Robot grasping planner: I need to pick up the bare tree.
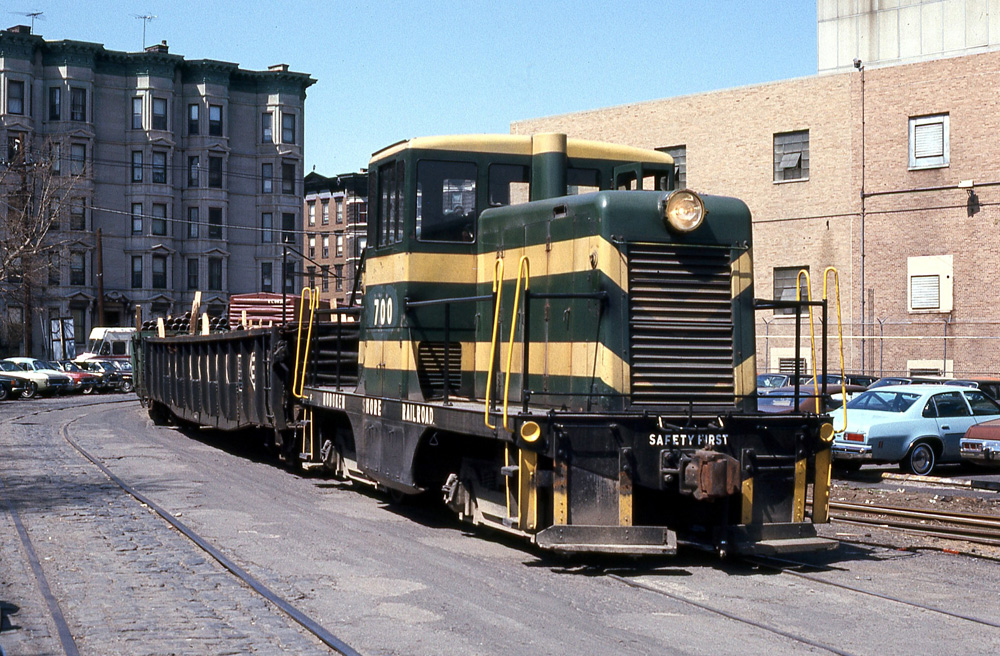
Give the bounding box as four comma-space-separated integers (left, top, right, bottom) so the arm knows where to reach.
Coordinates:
0, 134, 83, 355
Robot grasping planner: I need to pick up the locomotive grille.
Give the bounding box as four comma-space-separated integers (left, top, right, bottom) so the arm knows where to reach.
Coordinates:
628, 244, 736, 409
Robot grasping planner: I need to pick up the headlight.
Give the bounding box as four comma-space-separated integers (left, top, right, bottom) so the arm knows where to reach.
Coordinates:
661, 189, 705, 233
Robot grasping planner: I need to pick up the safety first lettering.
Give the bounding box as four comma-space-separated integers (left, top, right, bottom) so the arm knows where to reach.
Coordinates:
649, 432, 729, 448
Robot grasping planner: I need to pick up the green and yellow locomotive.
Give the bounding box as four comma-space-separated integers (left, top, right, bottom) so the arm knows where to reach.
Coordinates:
292, 133, 836, 556
138, 133, 836, 556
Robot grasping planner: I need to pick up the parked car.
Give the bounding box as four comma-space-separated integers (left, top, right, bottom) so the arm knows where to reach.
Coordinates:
0, 358, 72, 397
75, 359, 124, 392
53, 360, 101, 394
0, 371, 28, 400
948, 377, 1000, 401
867, 376, 950, 389
758, 383, 867, 414
831, 384, 1000, 475
757, 373, 791, 393
109, 359, 134, 393
959, 418, 1000, 465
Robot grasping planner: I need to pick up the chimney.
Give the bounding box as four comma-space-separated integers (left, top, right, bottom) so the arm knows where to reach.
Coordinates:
145, 40, 168, 54
268, 63, 289, 72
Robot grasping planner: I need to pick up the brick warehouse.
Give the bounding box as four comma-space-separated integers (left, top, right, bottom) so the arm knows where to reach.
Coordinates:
512, 45, 1000, 379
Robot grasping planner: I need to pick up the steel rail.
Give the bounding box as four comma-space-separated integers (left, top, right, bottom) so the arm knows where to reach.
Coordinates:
2, 397, 361, 656
744, 555, 1000, 630
609, 574, 856, 656
827, 500, 1000, 546
830, 501, 1000, 529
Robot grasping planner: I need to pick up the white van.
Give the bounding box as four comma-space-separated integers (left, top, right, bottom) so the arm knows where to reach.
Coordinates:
77, 327, 136, 360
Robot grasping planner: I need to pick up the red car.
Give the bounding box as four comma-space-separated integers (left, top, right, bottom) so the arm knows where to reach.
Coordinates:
54, 360, 101, 394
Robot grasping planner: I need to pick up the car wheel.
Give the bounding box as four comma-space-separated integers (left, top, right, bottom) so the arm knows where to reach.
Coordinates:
21, 381, 37, 399
82, 384, 95, 395
121, 380, 134, 393
0, 385, 7, 401
903, 442, 937, 476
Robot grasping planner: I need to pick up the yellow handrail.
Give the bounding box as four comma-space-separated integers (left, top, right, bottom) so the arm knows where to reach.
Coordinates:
823, 267, 848, 432
795, 269, 821, 390
502, 256, 530, 433
292, 287, 319, 399
484, 259, 504, 429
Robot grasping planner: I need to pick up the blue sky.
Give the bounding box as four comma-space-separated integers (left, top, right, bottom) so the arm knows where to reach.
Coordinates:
9, 1, 817, 175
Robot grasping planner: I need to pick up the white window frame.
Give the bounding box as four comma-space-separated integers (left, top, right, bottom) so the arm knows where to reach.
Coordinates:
907, 255, 953, 313
909, 114, 949, 170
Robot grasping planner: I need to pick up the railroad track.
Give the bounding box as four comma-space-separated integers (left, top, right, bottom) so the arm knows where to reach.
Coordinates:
0, 398, 361, 656
828, 500, 1000, 547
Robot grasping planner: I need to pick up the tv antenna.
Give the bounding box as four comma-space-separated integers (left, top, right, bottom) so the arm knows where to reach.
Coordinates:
13, 11, 44, 33
133, 13, 157, 49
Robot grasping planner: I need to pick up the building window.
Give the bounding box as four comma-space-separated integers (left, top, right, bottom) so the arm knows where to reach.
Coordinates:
208, 156, 223, 188
152, 151, 167, 184
909, 114, 949, 170
50, 142, 61, 174
131, 203, 143, 234
208, 104, 223, 136
336, 198, 343, 224
70, 252, 86, 286
322, 235, 329, 258
208, 207, 223, 239
261, 212, 273, 243
262, 112, 272, 142
187, 206, 199, 238
7, 80, 24, 115
48, 254, 60, 286
284, 261, 295, 293
308, 234, 316, 258
132, 97, 143, 129
7, 133, 24, 163
70, 87, 86, 121
282, 112, 295, 144
773, 130, 808, 182
70, 143, 86, 175
281, 212, 296, 245
335, 264, 343, 292
908, 255, 953, 312
773, 266, 809, 316
261, 163, 273, 193
188, 104, 199, 135
188, 156, 199, 187
322, 269, 329, 292
187, 258, 199, 290
307, 265, 316, 289
131, 256, 143, 288
282, 161, 295, 194
657, 145, 686, 189
152, 97, 167, 130
261, 262, 273, 292
49, 87, 61, 120
321, 200, 329, 225
308, 201, 315, 226
151, 203, 167, 236
208, 258, 222, 290
70, 198, 86, 231
336, 234, 344, 258
152, 256, 167, 289
132, 150, 143, 182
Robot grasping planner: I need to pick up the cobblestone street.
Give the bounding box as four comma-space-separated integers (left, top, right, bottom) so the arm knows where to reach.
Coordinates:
0, 400, 329, 656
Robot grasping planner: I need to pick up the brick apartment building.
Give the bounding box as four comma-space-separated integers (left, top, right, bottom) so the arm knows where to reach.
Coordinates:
0, 26, 313, 357
302, 172, 367, 307
513, 1, 1000, 378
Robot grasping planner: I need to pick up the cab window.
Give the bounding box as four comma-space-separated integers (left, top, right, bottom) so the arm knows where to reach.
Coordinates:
568, 167, 600, 195
488, 164, 529, 207
417, 160, 476, 242
376, 160, 405, 247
